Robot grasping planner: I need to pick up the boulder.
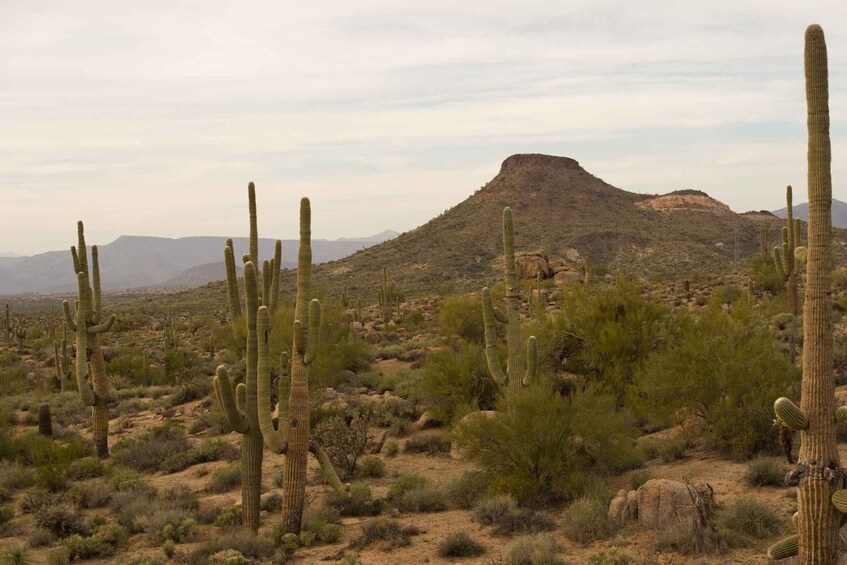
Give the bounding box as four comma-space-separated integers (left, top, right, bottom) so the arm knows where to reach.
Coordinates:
636, 479, 714, 531
414, 410, 444, 430
553, 270, 582, 286
515, 251, 550, 279
364, 331, 381, 344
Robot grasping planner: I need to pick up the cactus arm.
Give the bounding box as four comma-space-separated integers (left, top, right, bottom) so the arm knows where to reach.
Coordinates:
295, 198, 312, 325
482, 287, 507, 385
262, 259, 271, 308
493, 307, 508, 324
214, 366, 248, 434
774, 246, 786, 278
76, 221, 89, 280
248, 182, 259, 268
236, 383, 246, 414
309, 440, 346, 493
774, 397, 809, 430
62, 301, 77, 332
270, 240, 281, 314
71, 246, 81, 274
257, 306, 284, 454
91, 246, 102, 323
768, 535, 799, 560
278, 351, 290, 437
89, 315, 115, 334
304, 299, 321, 366
523, 335, 538, 386
832, 490, 847, 513
224, 241, 242, 323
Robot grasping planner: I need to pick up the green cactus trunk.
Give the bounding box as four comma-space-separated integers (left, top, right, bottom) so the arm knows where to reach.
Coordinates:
64, 222, 115, 459
38, 403, 52, 437
795, 25, 839, 564
771, 25, 840, 564
481, 208, 538, 397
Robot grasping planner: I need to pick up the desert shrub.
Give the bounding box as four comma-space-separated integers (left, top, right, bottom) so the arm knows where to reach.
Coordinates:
539, 278, 674, 400
403, 432, 451, 454
508, 534, 564, 565
67, 457, 104, 480
437, 295, 485, 343
658, 435, 690, 462
27, 526, 55, 547
68, 479, 113, 508
0, 504, 13, 525
627, 469, 652, 490
112, 422, 190, 472
629, 302, 798, 457
750, 255, 784, 295
352, 518, 420, 550
393, 484, 447, 513
472, 494, 554, 535
185, 534, 274, 565
414, 339, 495, 423
746, 458, 788, 487
168, 377, 212, 406
2, 545, 30, 565
563, 497, 613, 544
716, 284, 743, 305
454, 381, 639, 505
721, 496, 783, 538
33, 498, 88, 538
444, 471, 489, 509
140, 507, 196, 543
160, 438, 238, 473
208, 463, 241, 493
313, 411, 375, 477
357, 456, 385, 478
60, 523, 129, 560
108, 466, 155, 495
260, 492, 282, 512
323, 483, 382, 517
385, 439, 399, 457
587, 548, 642, 565
300, 508, 343, 544
215, 505, 242, 527
438, 531, 485, 557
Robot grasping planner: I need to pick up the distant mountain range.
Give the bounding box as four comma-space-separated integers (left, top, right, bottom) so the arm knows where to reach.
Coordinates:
0, 231, 398, 295
772, 198, 847, 228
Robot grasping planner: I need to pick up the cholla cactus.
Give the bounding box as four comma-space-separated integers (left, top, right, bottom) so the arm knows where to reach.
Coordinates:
769, 25, 840, 563
62, 222, 116, 458
256, 198, 346, 535
482, 208, 538, 396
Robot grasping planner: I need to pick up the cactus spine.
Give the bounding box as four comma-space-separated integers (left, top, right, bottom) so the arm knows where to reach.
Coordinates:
769, 25, 839, 563
257, 198, 345, 535
63, 222, 116, 458
482, 208, 538, 396
774, 185, 803, 315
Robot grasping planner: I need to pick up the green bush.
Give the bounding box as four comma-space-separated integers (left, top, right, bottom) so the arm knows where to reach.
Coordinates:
629, 302, 798, 457
454, 381, 639, 505
352, 518, 420, 550
444, 471, 489, 509
745, 458, 788, 487
721, 496, 783, 538
112, 422, 190, 472
403, 432, 451, 454
437, 295, 485, 343
562, 497, 613, 544
208, 463, 241, 493
160, 438, 238, 473
472, 494, 554, 535
508, 534, 564, 565
323, 483, 382, 517
357, 456, 385, 478
437, 532, 485, 558
627, 469, 652, 490
414, 339, 496, 423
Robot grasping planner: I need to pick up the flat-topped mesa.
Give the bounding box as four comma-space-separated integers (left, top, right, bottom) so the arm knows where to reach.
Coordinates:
499, 154, 581, 175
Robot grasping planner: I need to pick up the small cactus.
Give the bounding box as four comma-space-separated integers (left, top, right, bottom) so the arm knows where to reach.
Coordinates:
38, 403, 52, 438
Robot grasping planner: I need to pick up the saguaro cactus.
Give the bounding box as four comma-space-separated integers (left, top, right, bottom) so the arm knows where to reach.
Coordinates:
224, 183, 282, 328
257, 198, 345, 535
481, 208, 538, 396
38, 403, 52, 437
213, 262, 264, 533
53, 324, 71, 392
378, 267, 401, 322
62, 222, 116, 458
774, 185, 803, 315
769, 25, 840, 563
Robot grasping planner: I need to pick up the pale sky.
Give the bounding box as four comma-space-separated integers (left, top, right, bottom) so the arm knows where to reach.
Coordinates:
2, 0, 846, 255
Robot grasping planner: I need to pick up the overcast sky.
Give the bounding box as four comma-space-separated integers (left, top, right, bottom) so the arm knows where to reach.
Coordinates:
2, 1, 845, 255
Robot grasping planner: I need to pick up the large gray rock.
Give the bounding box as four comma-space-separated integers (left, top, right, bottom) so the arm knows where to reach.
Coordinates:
636, 479, 714, 530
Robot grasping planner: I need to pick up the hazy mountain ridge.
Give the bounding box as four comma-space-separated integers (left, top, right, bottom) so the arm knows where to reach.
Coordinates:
773, 198, 847, 228
0, 231, 396, 294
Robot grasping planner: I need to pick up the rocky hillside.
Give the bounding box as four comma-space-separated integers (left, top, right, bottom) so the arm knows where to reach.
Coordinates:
316, 154, 788, 296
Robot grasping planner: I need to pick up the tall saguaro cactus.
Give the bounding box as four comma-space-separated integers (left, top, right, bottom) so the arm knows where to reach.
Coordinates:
482, 208, 538, 396
213, 262, 264, 534
257, 198, 345, 535
224, 183, 282, 327
53, 324, 71, 392
774, 185, 804, 315
62, 222, 116, 458
770, 25, 840, 563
